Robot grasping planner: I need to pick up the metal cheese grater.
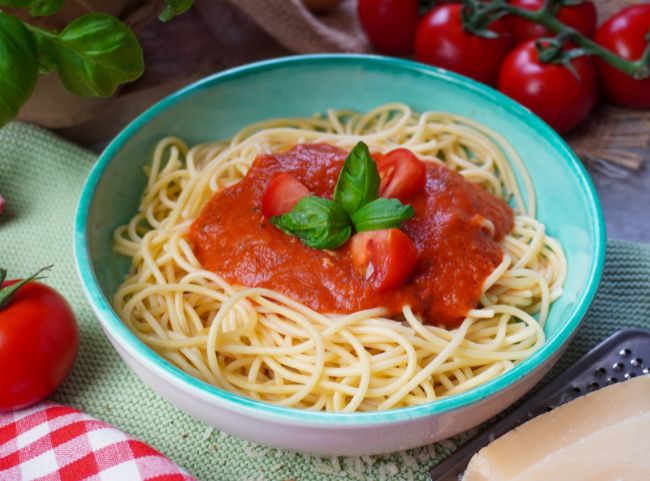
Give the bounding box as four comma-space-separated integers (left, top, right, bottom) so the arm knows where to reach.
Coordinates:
429, 328, 650, 481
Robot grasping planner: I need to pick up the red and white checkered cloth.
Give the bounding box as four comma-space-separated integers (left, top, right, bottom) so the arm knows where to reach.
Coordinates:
0, 403, 197, 481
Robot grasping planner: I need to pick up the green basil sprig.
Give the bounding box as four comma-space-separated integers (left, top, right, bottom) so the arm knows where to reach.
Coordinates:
333, 141, 380, 216
0, 0, 196, 128
351, 197, 414, 232
0, 13, 38, 127
0, 0, 63, 17
271, 196, 352, 250
31, 14, 144, 97
270, 141, 417, 250
159, 0, 196, 22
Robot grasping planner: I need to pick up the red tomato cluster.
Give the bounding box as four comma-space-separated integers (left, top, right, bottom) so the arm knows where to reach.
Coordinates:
358, 1, 650, 133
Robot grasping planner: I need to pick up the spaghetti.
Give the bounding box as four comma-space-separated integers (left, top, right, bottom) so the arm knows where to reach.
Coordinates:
113, 103, 566, 412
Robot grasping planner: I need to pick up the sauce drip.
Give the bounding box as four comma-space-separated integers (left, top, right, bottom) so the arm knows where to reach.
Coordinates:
188, 144, 514, 327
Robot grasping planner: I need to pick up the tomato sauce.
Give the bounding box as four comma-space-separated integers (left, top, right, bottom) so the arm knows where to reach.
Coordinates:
188, 144, 514, 327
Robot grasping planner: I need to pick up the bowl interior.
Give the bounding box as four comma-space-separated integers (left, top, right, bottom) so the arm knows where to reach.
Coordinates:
76, 54, 605, 423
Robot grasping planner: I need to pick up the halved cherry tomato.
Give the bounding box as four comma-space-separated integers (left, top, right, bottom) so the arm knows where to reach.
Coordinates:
595, 5, 650, 109
504, 0, 597, 42
261, 173, 311, 218
375, 148, 427, 202
350, 228, 417, 292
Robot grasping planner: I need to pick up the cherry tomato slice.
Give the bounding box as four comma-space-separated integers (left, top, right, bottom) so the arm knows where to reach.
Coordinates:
595, 5, 650, 109
414, 4, 514, 86
505, 0, 597, 42
261, 172, 311, 218
350, 228, 417, 292
375, 148, 427, 202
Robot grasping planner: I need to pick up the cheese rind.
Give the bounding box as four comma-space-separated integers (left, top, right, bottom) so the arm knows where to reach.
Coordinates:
463, 375, 650, 481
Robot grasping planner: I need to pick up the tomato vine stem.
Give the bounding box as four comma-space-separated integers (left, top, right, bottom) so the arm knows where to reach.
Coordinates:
0, 265, 52, 310
461, 0, 650, 79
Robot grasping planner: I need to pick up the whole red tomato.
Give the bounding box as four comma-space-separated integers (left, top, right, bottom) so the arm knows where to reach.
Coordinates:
0, 272, 78, 411
497, 40, 598, 133
595, 5, 650, 109
357, 0, 420, 55
505, 0, 597, 42
415, 4, 514, 85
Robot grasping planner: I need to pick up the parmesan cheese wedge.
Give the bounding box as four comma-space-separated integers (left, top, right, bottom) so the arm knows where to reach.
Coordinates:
464, 375, 650, 481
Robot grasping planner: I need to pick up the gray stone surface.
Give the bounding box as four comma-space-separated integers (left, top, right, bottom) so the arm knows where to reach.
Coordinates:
591, 161, 650, 243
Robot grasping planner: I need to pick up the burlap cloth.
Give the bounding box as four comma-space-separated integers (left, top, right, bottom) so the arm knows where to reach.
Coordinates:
14, 0, 650, 170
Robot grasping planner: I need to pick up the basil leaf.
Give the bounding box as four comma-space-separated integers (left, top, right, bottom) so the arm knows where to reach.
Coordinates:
33, 13, 144, 97
29, 0, 63, 17
159, 0, 195, 22
333, 141, 380, 216
271, 196, 351, 250
351, 197, 414, 232
0, 0, 63, 17
0, 13, 38, 127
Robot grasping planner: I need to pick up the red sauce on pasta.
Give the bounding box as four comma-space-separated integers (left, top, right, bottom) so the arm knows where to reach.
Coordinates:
188, 144, 513, 327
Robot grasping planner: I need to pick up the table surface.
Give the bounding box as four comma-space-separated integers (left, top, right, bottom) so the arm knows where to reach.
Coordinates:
591, 157, 650, 243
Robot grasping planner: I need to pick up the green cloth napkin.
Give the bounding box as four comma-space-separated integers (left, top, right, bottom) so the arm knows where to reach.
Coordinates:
1, 122, 649, 481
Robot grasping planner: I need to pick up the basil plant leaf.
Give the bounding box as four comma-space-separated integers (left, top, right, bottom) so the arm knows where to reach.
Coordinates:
0, 0, 63, 16
351, 197, 415, 232
333, 141, 380, 216
159, 0, 195, 22
0, 13, 38, 127
34, 13, 144, 97
271, 196, 352, 250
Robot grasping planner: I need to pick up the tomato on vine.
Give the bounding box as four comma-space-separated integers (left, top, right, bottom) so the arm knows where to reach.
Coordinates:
504, 0, 597, 42
414, 4, 514, 86
594, 5, 650, 109
497, 40, 598, 133
0, 267, 78, 411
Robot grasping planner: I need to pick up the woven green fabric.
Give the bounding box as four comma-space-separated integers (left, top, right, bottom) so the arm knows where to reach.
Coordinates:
1, 122, 649, 481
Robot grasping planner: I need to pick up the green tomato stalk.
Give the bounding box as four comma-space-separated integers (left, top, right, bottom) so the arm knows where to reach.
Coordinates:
0, 265, 51, 310
462, 0, 650, 80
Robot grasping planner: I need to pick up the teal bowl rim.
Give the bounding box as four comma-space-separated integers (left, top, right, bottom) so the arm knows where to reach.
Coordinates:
74, 53, 606, 426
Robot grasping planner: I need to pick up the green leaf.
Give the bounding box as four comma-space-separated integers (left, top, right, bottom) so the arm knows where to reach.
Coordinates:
351, 197, 414, 232
333, 141, 380, 216
0, 0, 63, 16
33, 13, 144, 97
0, 13, 38, 128
28, 0, 63, 16
271, 196, 352, 250
159, 0, 195, 22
